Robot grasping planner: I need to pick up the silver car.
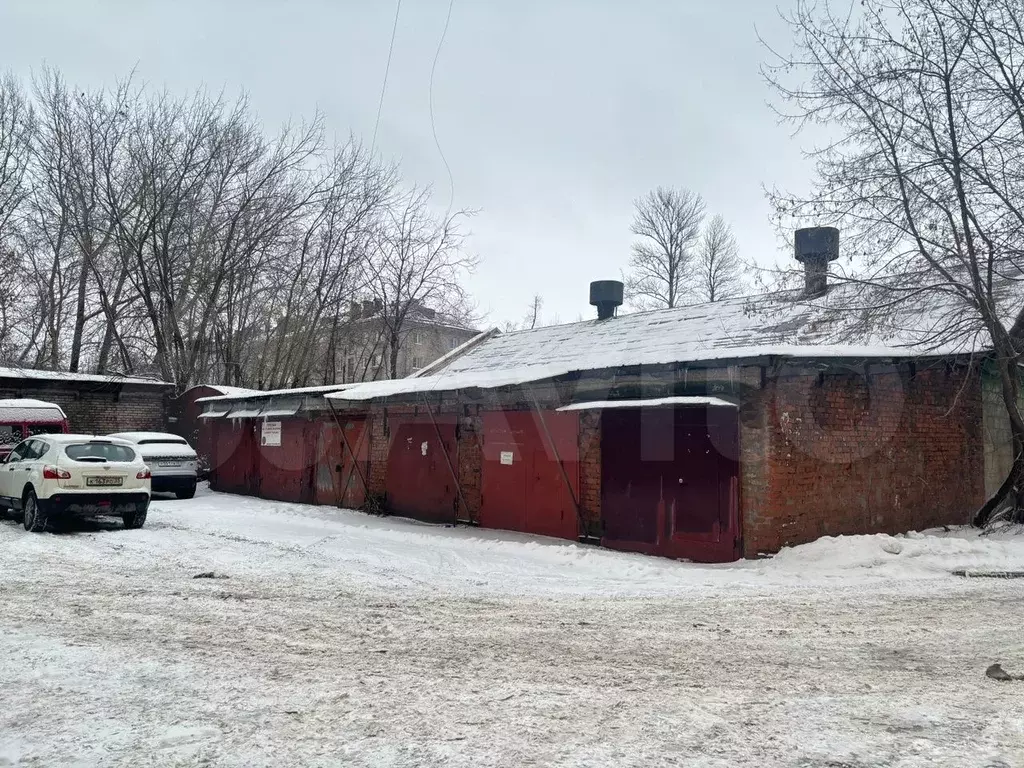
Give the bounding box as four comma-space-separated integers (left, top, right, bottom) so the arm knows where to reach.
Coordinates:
108, 432, 199, 499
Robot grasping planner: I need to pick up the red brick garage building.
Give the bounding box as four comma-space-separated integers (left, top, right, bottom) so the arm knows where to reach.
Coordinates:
201, 312, 990, 561
200, 232, 1000, 561
317, 354, 981, 562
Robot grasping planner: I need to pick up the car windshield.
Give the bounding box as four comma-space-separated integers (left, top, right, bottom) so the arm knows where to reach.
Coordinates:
65, 442, 137, 463
137, 437, 189, 446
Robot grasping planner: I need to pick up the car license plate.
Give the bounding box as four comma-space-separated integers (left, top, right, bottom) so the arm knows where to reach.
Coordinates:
158, 461, 181, 467
86, 476, 123, 487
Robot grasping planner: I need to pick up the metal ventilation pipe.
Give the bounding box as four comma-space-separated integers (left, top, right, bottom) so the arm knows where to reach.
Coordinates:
794, 227, 839, 297
589, 280, 624, 320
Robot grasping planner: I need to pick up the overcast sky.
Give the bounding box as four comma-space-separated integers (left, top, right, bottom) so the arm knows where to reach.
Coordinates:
1, 0, 814, 328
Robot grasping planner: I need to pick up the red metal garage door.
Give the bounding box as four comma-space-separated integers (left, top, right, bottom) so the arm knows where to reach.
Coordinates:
212, 419, 258, 495
480, 410, 580, 541
601, 405, 740, 562
314, 418, 368, 509
256, 418, 313, 503
386, 416, 457, 523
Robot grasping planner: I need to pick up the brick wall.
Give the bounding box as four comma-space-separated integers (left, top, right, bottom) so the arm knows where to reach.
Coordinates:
742, 363, 983, 556
0, 384, 168, 435
456, 411, 482, 523
738, 383, 770, 557
578, 410, 602, 534
366, 410, 390, 497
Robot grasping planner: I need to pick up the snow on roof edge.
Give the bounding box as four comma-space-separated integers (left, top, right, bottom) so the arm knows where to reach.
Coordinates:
328, 343, 964, 403
0, 398, 68, 420
195, 382, 357, 404
199, 384, 263, 397
0, 366, 171, 387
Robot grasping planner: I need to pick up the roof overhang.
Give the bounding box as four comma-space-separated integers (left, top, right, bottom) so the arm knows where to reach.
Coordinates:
328, 347, 976, 405
198, 408, 230, 419
195, 383, 354, 405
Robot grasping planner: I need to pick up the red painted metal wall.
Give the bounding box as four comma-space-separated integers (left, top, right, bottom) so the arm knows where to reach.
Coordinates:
479, 410, 580, 541
211, 418, 258, 495
601, 405, 740, 562
314, 418, 369, 509
169, 385, 222, 470
256, 418, 314, 504
385, 415, 458, 523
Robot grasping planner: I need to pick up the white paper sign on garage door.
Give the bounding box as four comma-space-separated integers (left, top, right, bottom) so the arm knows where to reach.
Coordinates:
261, 420, 282, 447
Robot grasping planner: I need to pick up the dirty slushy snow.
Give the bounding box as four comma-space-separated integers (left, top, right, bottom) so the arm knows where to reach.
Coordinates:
1, 486, 1022, 767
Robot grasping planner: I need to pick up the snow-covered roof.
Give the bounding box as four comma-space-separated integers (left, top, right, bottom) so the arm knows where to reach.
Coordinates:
0, 367, 170, 387
0, 398, 67, 422
198, 384, 262, 397
329, 288, 977, 403
195, 383, 355, 404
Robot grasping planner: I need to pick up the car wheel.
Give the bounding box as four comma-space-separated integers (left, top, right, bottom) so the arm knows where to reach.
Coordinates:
175, 483, 197, 500
22, 490, 48, 533
122, 502, 148, 530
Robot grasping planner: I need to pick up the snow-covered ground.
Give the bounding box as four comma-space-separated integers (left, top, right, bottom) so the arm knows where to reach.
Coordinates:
1, 487, 1023, 767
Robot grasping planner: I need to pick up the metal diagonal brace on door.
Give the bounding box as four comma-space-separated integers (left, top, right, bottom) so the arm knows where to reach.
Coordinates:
326, 399, 371, 503
338, 411, 372, 501
527, 389, 592, 542
419, 392, 474, 526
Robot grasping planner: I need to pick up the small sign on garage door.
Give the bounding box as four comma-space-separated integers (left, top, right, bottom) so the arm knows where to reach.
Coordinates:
500, 450, 514, 465
261, 420, 282, 447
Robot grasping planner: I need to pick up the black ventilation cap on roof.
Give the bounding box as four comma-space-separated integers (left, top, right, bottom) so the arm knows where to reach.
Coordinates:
589, 280, 624, 320
794, 227, 839, 297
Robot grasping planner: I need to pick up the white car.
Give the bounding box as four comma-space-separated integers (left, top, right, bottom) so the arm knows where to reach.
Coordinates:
0, 434, 152, 532
108, 432, 199, 499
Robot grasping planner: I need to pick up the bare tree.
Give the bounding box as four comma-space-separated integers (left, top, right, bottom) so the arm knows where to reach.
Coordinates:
624, 187, 705, 309
0, 65, 480, 392
524, 294, 543, 329
765, 0, 1024, 523
246, 141, 399, 389
0, 73, 32, 244
0, 74, 33, 359
368, 187, 476, 379
694, 214, 742, 302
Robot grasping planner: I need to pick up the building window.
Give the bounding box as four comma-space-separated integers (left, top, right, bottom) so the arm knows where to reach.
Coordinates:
449, 338, 460, 351
412, 331, 422, 345
412, 356, 422, 370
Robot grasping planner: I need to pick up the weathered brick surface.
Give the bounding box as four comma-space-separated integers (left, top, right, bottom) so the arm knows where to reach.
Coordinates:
578, 411, 602, 532
456, 411, 482, 522
366, 410, 390, 497
738, 384, 770, 557
0, 385, 168, 435
743, 364, 983, 556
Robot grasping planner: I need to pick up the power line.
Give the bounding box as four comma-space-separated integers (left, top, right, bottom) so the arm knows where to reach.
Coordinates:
429, 0, 456, 214
371, 0, 403, 154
